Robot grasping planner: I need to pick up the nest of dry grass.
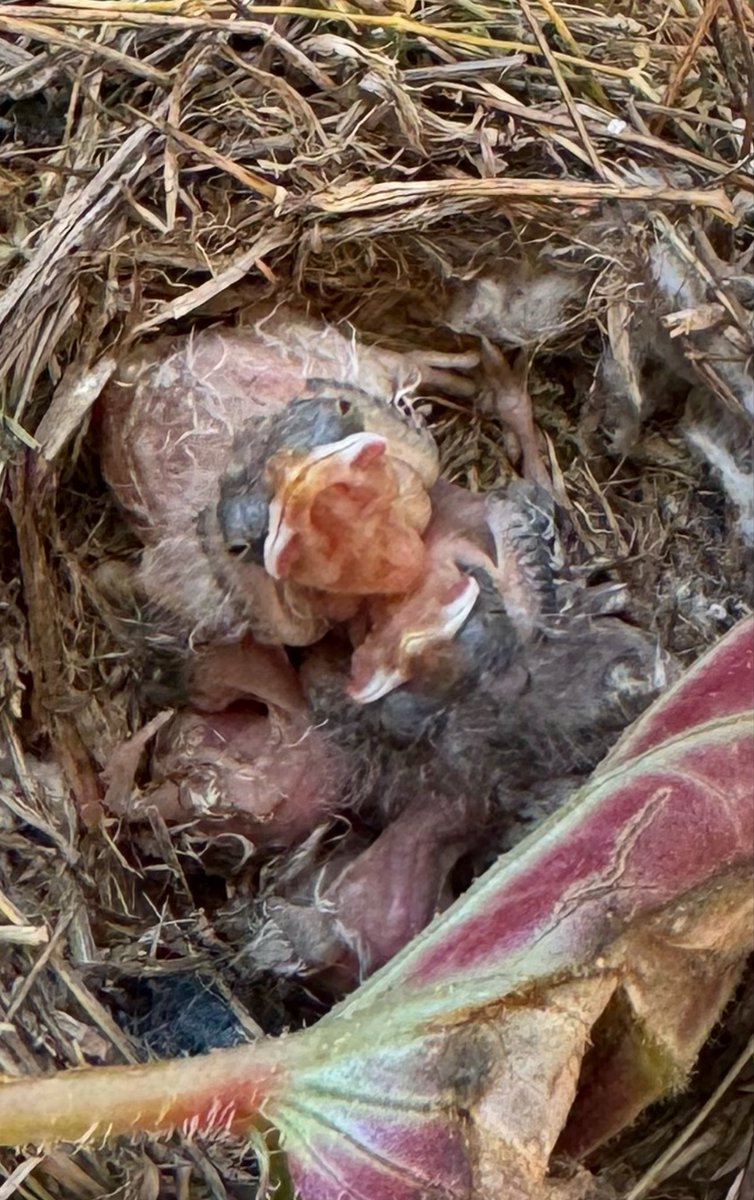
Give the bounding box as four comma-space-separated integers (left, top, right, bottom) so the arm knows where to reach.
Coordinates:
0, 2, 752, 1197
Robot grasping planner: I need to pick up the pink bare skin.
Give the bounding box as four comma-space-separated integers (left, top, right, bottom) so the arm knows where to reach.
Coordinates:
95, 311, 482, 850
94, 310, 650, 988
254, 791, 487, 991
187, 636, 305, 714
106, 704, 351, 848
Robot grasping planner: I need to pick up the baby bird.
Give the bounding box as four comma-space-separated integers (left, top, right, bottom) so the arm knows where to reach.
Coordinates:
98, 311, 475, 699
251, 603, 669, 990
347, 476, 556, 703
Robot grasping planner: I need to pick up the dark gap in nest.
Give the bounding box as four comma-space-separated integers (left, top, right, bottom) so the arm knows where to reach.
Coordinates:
112, 974, 247, 1058
0, 90, 70, 148
232, 974, 329, 1038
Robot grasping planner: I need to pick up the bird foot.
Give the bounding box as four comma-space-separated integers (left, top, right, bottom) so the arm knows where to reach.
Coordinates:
400, 346, 481, 399
479, 339, 553, 493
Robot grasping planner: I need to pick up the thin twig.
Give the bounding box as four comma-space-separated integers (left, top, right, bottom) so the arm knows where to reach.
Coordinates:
517, 0, 612, 182
654, 0, 724, 135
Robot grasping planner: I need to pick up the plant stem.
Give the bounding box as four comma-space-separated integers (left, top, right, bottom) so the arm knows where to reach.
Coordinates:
0, 1038, 287, 1145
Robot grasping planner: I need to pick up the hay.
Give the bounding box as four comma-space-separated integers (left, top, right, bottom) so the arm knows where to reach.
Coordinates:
0, 1, 752, 1196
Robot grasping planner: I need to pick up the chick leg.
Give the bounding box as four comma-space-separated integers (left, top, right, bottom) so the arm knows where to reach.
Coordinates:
404, 347, 481, 398
480, 340, 552, 493
365, 346, 479, 400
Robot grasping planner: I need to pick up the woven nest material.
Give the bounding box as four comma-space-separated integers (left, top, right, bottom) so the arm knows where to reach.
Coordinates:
0, 2, 752, 1197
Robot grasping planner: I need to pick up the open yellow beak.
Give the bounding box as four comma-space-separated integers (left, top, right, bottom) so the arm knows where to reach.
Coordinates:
263, 432, 433, 596
348, 571, 480, 703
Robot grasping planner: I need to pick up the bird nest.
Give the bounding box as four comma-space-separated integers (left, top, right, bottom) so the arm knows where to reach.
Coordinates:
0, 2, 752, 1197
